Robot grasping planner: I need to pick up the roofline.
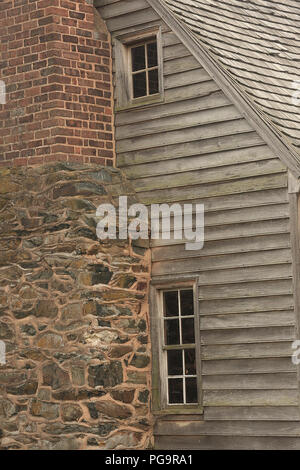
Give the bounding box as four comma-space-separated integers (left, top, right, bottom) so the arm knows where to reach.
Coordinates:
148, 0, 300, 178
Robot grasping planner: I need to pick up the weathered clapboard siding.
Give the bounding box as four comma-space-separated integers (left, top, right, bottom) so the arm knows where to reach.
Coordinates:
116, 104, 241, 139
96, 0, 300, 451
203, 390, 299, 407
155, 419, 300, 436
118, 131, 265, 166
154, 435, 300, 450
201, 311, 295, 330
152, 234, 291, 261
152, 218, 290, 248
202, 357, 296, 376
123, 145, 276, 178
132, 160, 286, 192
204, 406, 300, 421
116, 90, 231, 127
200, 295, 294, 315
117, 119, 253, 152
202, 342, 294, 361
201, 326, 295, 345
152, 249, 292, 276
202, 373, 298, 391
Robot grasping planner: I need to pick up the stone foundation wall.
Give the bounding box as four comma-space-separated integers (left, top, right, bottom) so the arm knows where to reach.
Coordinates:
0, 162, 153, 450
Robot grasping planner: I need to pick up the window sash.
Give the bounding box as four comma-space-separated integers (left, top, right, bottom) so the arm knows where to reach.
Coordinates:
160, 286, 201, 408
129, 40, 159, 100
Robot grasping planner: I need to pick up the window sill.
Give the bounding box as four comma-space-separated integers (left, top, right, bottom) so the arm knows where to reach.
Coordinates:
116, 93, 164, 112
153, 406, 204, 416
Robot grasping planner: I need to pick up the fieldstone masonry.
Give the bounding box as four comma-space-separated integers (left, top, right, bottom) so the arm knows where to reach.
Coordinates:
0, 162, 153, 450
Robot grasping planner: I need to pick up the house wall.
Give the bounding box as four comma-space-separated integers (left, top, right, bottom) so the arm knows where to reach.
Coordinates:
96, 0, 300, 450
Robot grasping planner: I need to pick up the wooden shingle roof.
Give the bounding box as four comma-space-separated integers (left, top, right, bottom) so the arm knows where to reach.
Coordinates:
148, 0, 300, 176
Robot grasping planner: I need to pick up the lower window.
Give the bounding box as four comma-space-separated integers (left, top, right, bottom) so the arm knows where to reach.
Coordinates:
151, 279, 202, 414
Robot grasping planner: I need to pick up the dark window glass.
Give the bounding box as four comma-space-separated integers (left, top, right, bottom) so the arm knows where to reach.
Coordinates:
131, 45, 145, 71
169, 378, 183, 404
186, 377, 198, 403
185, 349, 196, 375
164, 291, 179, 317
148, 69, 159, 95
165, 319, 180, 345
182, 318, 195, 344
180, 290, 194, 316
133, 72, 147, 98
167, 349, 183, 376
147, 41, 158, 67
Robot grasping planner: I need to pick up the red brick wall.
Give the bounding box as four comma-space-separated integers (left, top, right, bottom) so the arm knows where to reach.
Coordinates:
0, 0, 115, 167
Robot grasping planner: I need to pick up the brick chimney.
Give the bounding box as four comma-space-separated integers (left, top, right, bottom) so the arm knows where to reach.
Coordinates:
0, 0, 115, 167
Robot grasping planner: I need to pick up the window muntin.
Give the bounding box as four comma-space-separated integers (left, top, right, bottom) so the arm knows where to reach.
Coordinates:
163, 289, 198, 405
130, 40, 159, 99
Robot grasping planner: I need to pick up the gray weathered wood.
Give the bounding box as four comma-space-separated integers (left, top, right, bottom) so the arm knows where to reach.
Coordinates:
202, 373, 298, 390
152, 234, 291, 262
204, 406, 300, 421
123, 145, 275, 178
138, 174, 287, 206
202, 341, 294, 361
203, 389, 298, 406
99, 0, 149, 19
199, 295, 294, 316
163, 42, 191, 61
201, 326, 295, 346
106, 8, 159, 32
116, 104, 242, 140
118, 132, 264, 167
152, 248, 292, 277
202, 357, 296, 376
155, 435, 300, 450
116, 90, 230, 127
132, 159, 285, 193
164, 55, 200, 74
200, 310, 295, 330
155, 419, 300, 436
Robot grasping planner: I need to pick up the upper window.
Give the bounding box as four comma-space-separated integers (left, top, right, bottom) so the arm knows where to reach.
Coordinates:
113, 27, 164, 110
130, 40, 159, 99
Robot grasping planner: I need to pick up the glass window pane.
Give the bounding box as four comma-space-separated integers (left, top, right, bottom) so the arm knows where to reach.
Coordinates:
147, 41, 158, 68
167, 349, 183, 376
148, 69, 159, 95
185, 349, 196, 375
180, 290, 194, 316
164, 291, 179, 317
168, 378, 183, 404
165, 319, 180, 345
131, 45, 145, 71
186, 377, 198, 404
133, 72, 147, 98
182, 318, 195, 344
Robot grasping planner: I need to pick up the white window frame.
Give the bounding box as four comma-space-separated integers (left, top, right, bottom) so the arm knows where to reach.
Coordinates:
113, 25, 164, 111
150, 276, 203, 415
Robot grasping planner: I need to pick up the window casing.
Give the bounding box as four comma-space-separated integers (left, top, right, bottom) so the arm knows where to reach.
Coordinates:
113, 26, 164, 110
150, 278, 203, 415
